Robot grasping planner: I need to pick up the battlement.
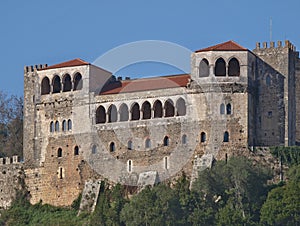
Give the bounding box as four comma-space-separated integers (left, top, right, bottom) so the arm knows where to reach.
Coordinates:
0, 156, 21, 165
255, 40, 296, 51
24, 64, 48, 73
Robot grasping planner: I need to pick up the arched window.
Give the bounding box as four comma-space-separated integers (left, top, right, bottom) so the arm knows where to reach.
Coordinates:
128, 160, 132, 173
131, 103, 140, 121
199, 58, 209, 77
55, 121, 59, 132
96, 106, 106, 124
74, 73, 83, 90
92, 144, 97, 154
145, 138, 151, 149
41, 77, 50, 95
62, 120, 67, 132
182, 134, 187, 144
57, 148, 62, 157
176, 98, 186, 116
164, 99, 175, 117
109, 142, 115, 152
226, 104, 232, 115
220, 104, 225, 115
201, 132, 206, 143
63, 74, 72, 92
223, 131, 229, 142
74, 146, 79, 155
153, 100, 163, 118
215, 58, 226, 76
266, 75, 271, 86
52, 75, 61, 93
68, 119, 72, 130
164, 157, 169, 170
228, 58, 240, 76
108, 104, 117, 123
127, 140, 133, 150
119, 104, 129, 121
142, 101, 151, 119
163, 136, 169, 146
50, 121, 54, 133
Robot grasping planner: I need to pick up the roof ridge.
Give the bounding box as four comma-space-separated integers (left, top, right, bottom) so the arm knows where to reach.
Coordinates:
40, 58, 90, 70
195, 40, 247, 52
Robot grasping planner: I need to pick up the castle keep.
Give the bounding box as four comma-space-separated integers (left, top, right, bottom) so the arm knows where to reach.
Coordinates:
2, 40, 300, 208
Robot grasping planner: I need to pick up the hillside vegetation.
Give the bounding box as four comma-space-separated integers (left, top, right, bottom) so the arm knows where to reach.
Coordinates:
1, 154, 299, 226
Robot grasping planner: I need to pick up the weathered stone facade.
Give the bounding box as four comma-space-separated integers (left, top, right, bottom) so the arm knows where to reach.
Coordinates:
0, 156, 24, 210
18, 40, 300, 207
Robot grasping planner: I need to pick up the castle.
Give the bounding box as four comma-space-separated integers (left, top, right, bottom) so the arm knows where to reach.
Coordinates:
1, 40, 300, 208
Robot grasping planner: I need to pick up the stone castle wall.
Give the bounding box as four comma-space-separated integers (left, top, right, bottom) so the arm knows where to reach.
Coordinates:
0, 156, 24, 210
16, 40, 300, 207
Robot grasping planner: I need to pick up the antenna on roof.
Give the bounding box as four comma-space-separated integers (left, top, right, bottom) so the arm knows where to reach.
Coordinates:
269, 17, 272, 42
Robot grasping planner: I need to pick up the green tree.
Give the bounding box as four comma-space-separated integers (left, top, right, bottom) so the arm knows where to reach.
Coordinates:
260, 164, 300, 225
192, 156, 271, 224
120, 184, 182, 226
0, 91, 23, 158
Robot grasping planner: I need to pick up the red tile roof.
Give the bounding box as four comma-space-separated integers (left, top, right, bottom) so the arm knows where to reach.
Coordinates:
40, 58, 90, 70
195, 40, 247, 52
100, 74, 190, 95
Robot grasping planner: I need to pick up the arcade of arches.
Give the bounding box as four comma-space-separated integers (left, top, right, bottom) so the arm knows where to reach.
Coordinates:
96, 98, 186, 124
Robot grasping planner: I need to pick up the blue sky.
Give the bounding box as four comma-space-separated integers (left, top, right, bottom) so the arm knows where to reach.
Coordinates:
0, 0, 300, 96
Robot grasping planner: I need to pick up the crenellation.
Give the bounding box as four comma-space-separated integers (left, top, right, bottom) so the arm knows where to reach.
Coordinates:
0, 156, 20, 165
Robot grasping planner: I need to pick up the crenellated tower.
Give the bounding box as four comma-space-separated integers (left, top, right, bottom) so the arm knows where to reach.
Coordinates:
253, 40, 299, 146
23, 64, 47, 167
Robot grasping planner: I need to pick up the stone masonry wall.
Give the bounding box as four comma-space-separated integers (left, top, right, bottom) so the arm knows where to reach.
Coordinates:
0, 156, 24, 210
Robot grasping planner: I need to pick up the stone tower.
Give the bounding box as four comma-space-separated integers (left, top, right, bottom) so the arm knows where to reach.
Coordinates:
23, 64, 47, 167
253, 41, 299, 146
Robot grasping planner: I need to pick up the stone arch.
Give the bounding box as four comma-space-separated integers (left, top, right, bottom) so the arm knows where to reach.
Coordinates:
108, 104, 118, 123
131, 103, 140, 121
228, 57, 240, 76
226, 103, 232, 115
50, 121, 54, 133
215, 58, 226, 76
119, 103, 129, 121
127, 140, 133, 150
62, 74, 72, 92
142, 101, 151, 119
153, 100, 163, 118
73, 72, 83, 90
96, 105, 106, 124
92, 144, 97, 154
109, 142, 115, 152
74, 146, 79, 155
201, 132, 206, 142
41, 77, 50, 95
57, 148, 62, 157
55, 121, 59, 132
223, 131, 229, 142
163, 136, 169, 146
176, 97, 186, 116
145, 138, 151, 149
68, 119, 72, 130
199, 58, 209, 77
164, 99, 175, 117
220, 103, 225, 115
52, 75, 61, 93
62, 120, 67, 132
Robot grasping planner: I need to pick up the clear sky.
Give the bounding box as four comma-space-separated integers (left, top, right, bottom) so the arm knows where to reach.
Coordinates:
0, 0, 300, 96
